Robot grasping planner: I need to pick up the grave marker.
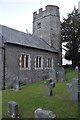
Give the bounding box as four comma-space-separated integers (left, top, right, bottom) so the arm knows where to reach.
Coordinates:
67, 80, 78, 101
57, 67, 66, 81
45, 79, 55, 96
12, 80, 20, 91
7, 101, 19, 118
49, 69, 56, 83
34, 108, 56, 119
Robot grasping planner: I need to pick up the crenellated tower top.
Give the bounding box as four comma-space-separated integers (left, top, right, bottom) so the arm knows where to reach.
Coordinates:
33, 5, 60, 22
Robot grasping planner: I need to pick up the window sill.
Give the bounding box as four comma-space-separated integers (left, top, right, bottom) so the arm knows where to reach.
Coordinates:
20, 68, 31, 70
35, 67, 43, 70
47, 67, 53, 69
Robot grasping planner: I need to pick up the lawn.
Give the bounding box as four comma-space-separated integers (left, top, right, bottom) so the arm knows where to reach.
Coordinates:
2, 69, 79, 119
0, 91, 2, 119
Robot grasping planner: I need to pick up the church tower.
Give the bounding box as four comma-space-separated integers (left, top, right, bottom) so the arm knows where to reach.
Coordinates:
33, 5, 61, 64
33, 5, 61, 51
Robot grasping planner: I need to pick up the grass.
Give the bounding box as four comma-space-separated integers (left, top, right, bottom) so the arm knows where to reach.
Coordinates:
0, 91, 2, 119
2, 69, 79, 118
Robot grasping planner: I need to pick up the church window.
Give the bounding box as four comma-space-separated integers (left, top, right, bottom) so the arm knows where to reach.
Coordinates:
47, 58, 53, 68
35, 55, 43, 69
19, 54, 31, 70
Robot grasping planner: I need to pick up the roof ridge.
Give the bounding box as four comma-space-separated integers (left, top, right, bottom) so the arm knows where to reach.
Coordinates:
1, 24, 31, 35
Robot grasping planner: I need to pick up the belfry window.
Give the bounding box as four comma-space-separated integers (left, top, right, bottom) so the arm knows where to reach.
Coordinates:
37, 22, 41, 29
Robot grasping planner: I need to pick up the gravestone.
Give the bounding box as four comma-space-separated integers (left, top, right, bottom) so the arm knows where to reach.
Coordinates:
78, 80, 80, 101
49, 69, 56, 83
45, 69, 56, 96
71, 80, 78, 101
34, 108, 56, 119
67, 80, 78, 101
57, 67, 66, 81
12, 80, 20, 91
7, 101, 19, 118
45, 79, 55, 96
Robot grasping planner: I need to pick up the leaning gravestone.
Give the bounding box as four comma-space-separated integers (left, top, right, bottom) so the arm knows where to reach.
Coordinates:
34, 108, 56, 119
57, 67, 66, 81
49, 69, 56, 83
7, 101, 19, 118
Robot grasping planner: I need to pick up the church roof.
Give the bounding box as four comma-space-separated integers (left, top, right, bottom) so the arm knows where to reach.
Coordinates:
0, 25, 57, 53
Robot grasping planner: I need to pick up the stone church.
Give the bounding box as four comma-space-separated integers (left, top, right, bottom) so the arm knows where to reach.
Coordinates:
0, 5, 61, 89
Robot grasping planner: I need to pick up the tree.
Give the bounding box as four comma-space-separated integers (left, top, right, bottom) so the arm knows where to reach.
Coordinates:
61, 7, 80, 67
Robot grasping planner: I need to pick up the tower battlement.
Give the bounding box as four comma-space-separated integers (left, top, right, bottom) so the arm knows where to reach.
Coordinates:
33, 5, 60, 22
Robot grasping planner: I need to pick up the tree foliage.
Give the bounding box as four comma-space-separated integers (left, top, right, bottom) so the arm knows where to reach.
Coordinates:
61, 7, 80, 67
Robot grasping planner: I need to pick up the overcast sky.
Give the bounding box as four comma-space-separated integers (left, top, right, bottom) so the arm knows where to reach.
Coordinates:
0, 0, 79, 33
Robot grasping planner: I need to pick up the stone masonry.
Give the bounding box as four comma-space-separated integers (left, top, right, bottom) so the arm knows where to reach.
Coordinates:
33, 5, 61, 64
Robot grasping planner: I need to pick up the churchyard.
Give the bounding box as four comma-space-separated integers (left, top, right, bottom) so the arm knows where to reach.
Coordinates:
2, 68, 79, 118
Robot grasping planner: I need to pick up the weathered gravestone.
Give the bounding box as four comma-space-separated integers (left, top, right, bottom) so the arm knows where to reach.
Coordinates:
67, 80, 78, 101
57, 67, 66, 81
78, 80, 80, 101
7, 101, 19, 118
45, 69, 56, 96
71, 80, 78, 101
12, 80, 20, 91
34, 108, 56, 119
45, 79, 55, 96
49, 69, 56, 83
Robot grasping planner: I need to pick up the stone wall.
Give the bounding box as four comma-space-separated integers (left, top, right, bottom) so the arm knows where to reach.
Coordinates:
4, 43, 58, 88
0, 48, 3, 89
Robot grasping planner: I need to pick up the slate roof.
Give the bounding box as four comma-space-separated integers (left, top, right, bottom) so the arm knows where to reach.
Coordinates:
0, 25, 57, 53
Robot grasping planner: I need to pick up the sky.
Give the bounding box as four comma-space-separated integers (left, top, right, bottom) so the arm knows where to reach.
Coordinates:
0, 0, 79, 33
